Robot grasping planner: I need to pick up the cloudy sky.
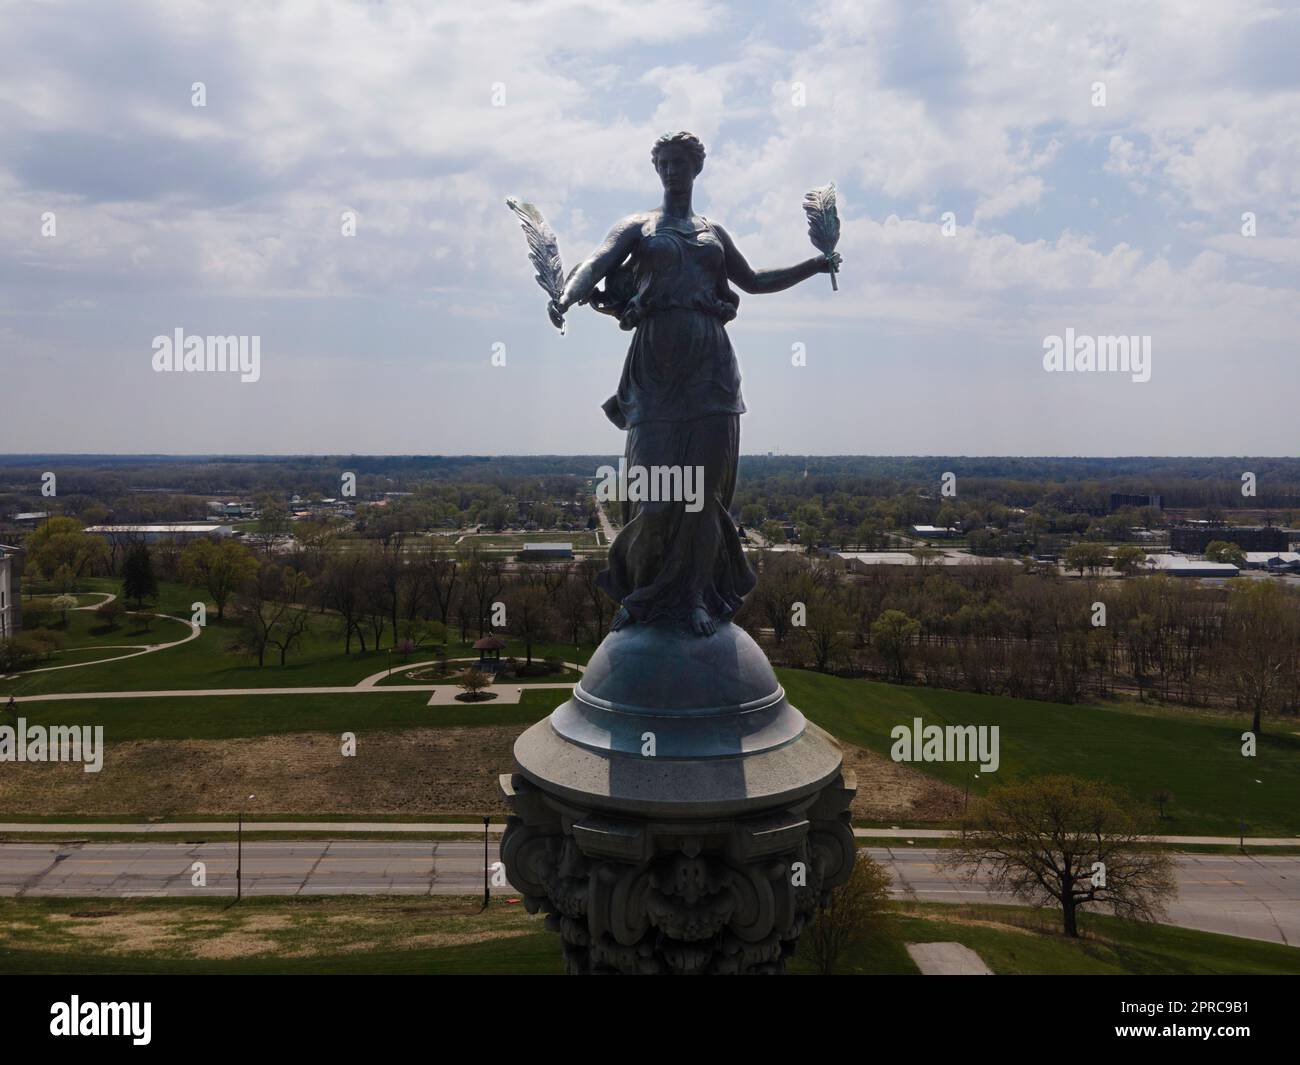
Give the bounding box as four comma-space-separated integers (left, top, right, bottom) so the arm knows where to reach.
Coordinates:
2, 0, 1298, 456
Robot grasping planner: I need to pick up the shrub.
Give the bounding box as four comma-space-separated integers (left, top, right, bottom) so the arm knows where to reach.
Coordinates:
803, 854, 893, 975
96, 599, 125, 630
0, 629, 65, 671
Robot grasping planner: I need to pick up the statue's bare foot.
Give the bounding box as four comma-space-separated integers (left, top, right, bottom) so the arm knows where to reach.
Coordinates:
689, 606, 716, 637
610, 607, 632, 632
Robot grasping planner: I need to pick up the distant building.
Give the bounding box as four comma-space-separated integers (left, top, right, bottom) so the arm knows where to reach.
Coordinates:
911, 525, 956, 539
207, 501, 253, 518
0, 544, 23, 638
12, 512, 49, 524
1143, 554, 1239, 578
1109, 492, 1162, 512
1241, 552, 1300, 572
832, 550, 1018, 572
518, 542, 573, 561
84, 524, 233, 543
1169, 525, 1288, 554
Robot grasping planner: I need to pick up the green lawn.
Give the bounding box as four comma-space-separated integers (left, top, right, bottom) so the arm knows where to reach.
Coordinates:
6, 689, 559, 741
2, 896, 1293, 976
793, 902, 1300, 975
781, 669, 1300, 838
16, 603, 190, 651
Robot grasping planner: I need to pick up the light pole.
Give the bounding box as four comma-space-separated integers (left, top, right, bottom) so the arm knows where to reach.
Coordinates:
1239, 778, 1262, 853
237, 792, 255, 902
961, 773, 980, 841
482, 816, 491, 910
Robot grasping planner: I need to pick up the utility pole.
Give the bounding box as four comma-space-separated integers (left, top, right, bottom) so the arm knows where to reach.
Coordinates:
237, 793, 255, 902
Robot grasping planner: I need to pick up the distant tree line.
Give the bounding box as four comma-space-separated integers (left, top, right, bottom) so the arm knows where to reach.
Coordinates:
734, 552, 1300, 731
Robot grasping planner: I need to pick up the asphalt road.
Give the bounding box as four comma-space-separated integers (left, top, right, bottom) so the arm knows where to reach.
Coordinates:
1, 842, 1296, 946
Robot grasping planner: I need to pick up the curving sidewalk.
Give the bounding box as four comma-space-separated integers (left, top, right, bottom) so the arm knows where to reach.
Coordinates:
9, 657, 585, 703
10, 612, 200, 676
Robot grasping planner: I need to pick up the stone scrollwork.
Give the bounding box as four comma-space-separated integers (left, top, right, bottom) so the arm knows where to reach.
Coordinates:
501, 768, 856, 975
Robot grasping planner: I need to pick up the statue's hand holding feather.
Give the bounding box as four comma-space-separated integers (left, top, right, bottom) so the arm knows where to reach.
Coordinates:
547, 298, 567, 331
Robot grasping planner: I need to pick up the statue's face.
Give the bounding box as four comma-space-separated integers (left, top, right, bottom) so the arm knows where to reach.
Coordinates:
655, 144, 696, 194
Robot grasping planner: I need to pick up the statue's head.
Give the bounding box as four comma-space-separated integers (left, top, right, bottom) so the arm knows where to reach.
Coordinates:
652, 131, 705, 192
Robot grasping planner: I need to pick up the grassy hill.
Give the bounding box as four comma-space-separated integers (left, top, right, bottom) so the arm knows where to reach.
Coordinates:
782, 669, 1300, 837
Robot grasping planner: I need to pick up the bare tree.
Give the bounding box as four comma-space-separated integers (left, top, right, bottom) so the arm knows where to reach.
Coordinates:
423, 545, 461, 626
1217, 580, 1298, 736
233, 563, 311, 667
577, 557, 609, 638
318, 551, 369, 653
801, 592, 852, 673
942, 775, 1177, 938
463, 548, 505, 638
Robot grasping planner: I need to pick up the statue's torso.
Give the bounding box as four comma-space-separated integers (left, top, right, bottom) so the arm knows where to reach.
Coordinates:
631, 213, 726, 310
603, 212, 745, 430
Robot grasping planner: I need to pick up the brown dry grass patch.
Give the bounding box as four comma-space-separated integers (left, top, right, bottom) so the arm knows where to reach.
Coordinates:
0, 726, 959, 824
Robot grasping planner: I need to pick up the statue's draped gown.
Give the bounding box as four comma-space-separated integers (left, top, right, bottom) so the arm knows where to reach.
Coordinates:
597, 214, 757, 625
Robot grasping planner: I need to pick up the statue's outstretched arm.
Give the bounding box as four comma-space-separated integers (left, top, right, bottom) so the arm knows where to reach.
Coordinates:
553, 218, 642, 316
713, 222, 840, 295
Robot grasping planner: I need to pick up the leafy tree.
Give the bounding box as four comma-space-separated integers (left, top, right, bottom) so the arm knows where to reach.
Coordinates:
803, 854, 893, 975
1204, 540, 1245, 566
180, 538, 258, 621
942, 775, 1177, 938
1112, 545, 1148, 576
1, 629, 65, 671
95, 598, 124, 630
24, 517, 108, 585
871, 609, 921, 682
250, 497, 291, 557
121, 542, 158, 608
458, 665, 491, 700
1063, 542, 1109, 577
50, 594, 77, 625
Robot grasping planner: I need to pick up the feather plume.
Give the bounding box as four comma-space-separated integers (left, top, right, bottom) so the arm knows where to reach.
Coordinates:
506, 197, 567, 331
802, 182, 841, 290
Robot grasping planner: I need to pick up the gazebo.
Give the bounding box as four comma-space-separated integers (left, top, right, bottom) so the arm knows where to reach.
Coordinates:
473, 634, 507, 672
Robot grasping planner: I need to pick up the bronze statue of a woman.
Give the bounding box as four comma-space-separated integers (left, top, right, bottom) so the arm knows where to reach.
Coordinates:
502, 138, 854, 974
515, 131, 841, 637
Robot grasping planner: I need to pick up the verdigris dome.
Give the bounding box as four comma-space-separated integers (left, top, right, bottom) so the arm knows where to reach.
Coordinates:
575, 619, 782, 716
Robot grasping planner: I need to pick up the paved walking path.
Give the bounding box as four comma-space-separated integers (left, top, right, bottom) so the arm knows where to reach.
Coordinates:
905, 942, 993, 975
0, 821, 1293, 847
8, 603, 200, 676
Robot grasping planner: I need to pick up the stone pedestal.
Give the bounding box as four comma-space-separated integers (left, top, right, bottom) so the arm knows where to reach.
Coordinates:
499, 621, 856, 974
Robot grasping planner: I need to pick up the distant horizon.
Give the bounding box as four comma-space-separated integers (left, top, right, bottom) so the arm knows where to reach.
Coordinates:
4, 452, 1300, 461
